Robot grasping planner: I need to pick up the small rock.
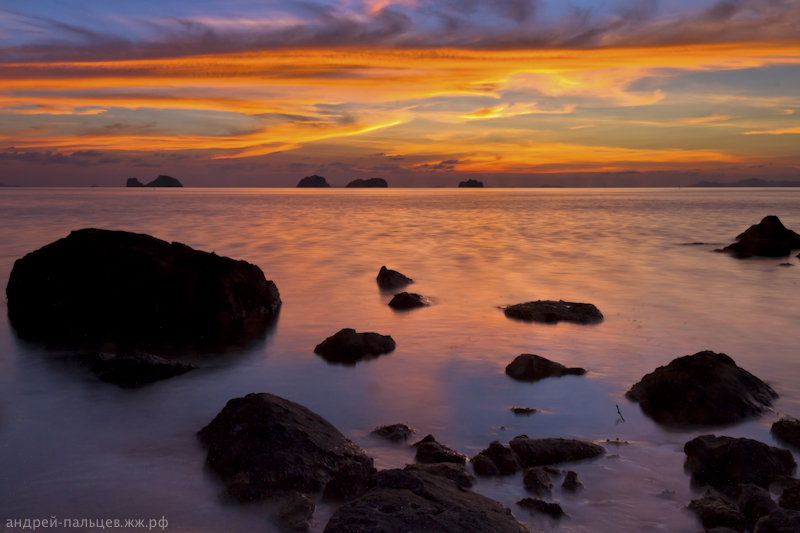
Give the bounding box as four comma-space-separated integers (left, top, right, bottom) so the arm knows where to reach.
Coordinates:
509, 436, 605, 467
471, 454, 500, 476
415, 436, 467, 465
279, 494, 315, 531
403, 463, 475, 488
371, 423, 415, 442
314, 328, 395, 365
722, 216, 800, 258
388, 292, 428, 309
687, 496, 745, 531
562, 471, 583, 491
376, 266, 413, 289
471, 441, 522, 476
523, 468, 553, 495
516, 498, 565, 519
77, 351, 196, 386
511, 407, 538, 415
605, 438, 629, 445
738, 484, 778, 531
754, 509, 800, 533
505, 354, 586, 382
771, 418, 800, 448
504, 300, 603, 324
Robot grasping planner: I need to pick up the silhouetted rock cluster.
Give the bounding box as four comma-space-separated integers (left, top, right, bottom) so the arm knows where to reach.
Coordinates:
296, 175, 331, 187
505, 354, 586, 382
126, 175, 183, 187
721, 216, 800, 258
459, 179, 484, 187
314, 328, 396, 365
504, 300, 603, 324
346, 178, 388, 187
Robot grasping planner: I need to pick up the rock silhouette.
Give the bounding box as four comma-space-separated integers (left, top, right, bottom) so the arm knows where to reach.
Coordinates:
505, 354, 586, 382
77, 351, 196, 386
388, 292, 428, 309
314, 329, 396, 365
376, 266, 413, 289
126, 175, 183, 187
504, 300, 603, 324
721, 216, 800, 258
346, 178, 388, 188
459, 179, 484, 187
371, 423, 415, 442
509, 436, 605, 467
297, 175, 331, 187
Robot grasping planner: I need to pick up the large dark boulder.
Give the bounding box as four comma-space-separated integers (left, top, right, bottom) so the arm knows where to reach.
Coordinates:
771, 418, 800, 448
684, 435, 796, 492
146, 175, 183, 187
508, 436, 605, 467
376, 266, 413, 289
505, 354, 586, 382
755, 509, 800, 533
323, 469, 529, 533
296, 175, 330, 188
687, 496, 745, 532
126, 178, 145, 187
504, 300, 603, 324
5, 228, 280, 350
314, 329, 395, 365
198, 393, 375, 501
722, 216, 800, 258
459, 179, 484, 188
625, 351, 777, 426
346, 178, 388, 188
77, 351, 196, 386
471, 441, 522, 476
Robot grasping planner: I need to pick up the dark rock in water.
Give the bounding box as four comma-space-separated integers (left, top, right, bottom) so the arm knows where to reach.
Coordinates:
738, 484, 778, 531
523, 467, 553, 495
505, 354, 586, 382
778, 479, 800, 511
197, 393, 375, 501
323, 456, 376, 500
722, 216, 800, 258
415, 435, 467, 465
755, 509, 800, 533
511, 407, 538, 415
279, 494, 315, 531
411, 434, 436, 446
625, 351, 777, 426
323, 469, 529, 533
516, 498, 565, 519
684, 435, 796, 491
371, 423, 415, 442
779, 263, 794, 266
459, 179, 484, 188
146, 175, 182, 187
771, 418, 800, 448
376, 266, 413, 289
562, 471, 583, 491
471, 441, 522, 476
388, 292, 428, 309
77, 352, 196, 386
5, 228, 280, 350
314, 328, 395, 365
472, 454, 501, 476
403, 463, 475, 488
687, 496, 745, 532
509, 436, 605, 467
296, 174, 331, 188
504, 300, 603, 324
346, 178, 387, 188
126, 178, 145, 187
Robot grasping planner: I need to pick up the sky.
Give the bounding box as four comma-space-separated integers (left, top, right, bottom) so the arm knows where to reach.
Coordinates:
0, 0, 798, 187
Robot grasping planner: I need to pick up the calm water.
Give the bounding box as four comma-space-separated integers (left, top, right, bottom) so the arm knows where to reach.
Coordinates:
1, 188, 799, 533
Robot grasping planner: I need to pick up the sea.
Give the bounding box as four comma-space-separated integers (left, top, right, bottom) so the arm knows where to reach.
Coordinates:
0, 187, 798, 532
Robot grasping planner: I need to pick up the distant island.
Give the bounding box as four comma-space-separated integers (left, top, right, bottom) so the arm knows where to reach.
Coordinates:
127, 175, 183, 187
346, 178, 388, 188
458, 179, 483, 188
691, 178, 800, 187
297, 175, 331, 188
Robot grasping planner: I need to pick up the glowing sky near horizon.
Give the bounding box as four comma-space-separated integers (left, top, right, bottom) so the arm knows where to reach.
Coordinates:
0, 0, 799, 186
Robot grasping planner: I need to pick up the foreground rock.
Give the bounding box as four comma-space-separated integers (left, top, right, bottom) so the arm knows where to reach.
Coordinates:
388, 292, 428, 309
523, 468, 553, 495
687, 496, 745, 531
505, 354, 586, 382
279, 494, 315, 531
739, 484, 778, 531
414, 435, 467, 465
459, 179, 484, 188
77, 352, 196, 386
403, 463, 475, 488
754, 509, 800, 533
516, 498, 565, 519
346, 178, 388, 188
314, 329, 396, 365
684, 435, 796, 491
509, 436, 605, 467
296, 174, 331, 188
626, 351, 777, 426
6, 228, 280, 349
324, 470, 528, 533
127, 175, 183, 187
376, 266, 413, 289
371, 423, 415, 442
471, 441, 522, 476
778, 479, 800, 511
504, 300, 603, 324
198, 393, 375, 501
722, 216, 800, 258
771, 418, 800, 448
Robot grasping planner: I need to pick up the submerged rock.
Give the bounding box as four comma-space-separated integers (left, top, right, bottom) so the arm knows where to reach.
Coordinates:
371, 423, 415, 442
511, 407, 538, 415
403, 463, 475, 488
197, 393, 375, 501
754, 509, 800, 533
516, 498, 565, 519
504, 300, 603, 324
523, 467, 553, 495
388, 292, 428, 309
77, 352, 196, 386
459, 179, 484, 188
505, 354, 586, 382
376, 266, 413, 289
323, 469, 529, 533
296, 175, 331, 188
771, 418, 800, 448
314, 328, 395, 365
687, 496, 745, 532
346, 178, 388, 188
414, 435, 467, 465
509, 436, 605, 467
471, 441, 522, 476
722, 216, 800, 258
625, 351, 777, 426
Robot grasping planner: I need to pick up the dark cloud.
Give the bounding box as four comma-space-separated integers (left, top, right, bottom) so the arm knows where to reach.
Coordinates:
0, 150, 118, 166
416, 159, 458, 171
71, 149, 104, 157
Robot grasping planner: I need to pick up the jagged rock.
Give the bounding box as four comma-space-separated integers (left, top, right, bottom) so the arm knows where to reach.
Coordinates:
687, 496, 745, 532
562, 471, 583, 491
279, 494, 315, 531
471, 441, 522, 476
516, 498, 565, 519
403, 463, 475, 488
5, 228, 280, 350
296, 175, 331, 188
371, 423, 415, 442
459, 179, 483, 188
771, 418, 800, 448
126, 178, 145, 187
76, 352, 196, 386
376, 266, 413, 289
197, 393, 375, 501
738, 484, 778, 531
414, 435, 467, 465
754, 509, 800, 533
509, 436, 605, 467
511, 407, 538, 415
523, 468, 553, 495
314, 329, 395, 365
504, 300, 603, 324
505, 354, 586, 382
346, 178, 388, 188
684, 435, 796, 492
323, 469, 529, 533
722, 216, 800, 258
388, 292, 428, 309
626, 351, 777, 426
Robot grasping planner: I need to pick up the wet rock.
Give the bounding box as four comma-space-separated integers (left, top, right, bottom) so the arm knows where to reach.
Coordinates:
509, 436, 605, 467
403, 463, 475, 488
6, 228, 280, 350
754, 509, 800, 533
523, 468, 553, 495
346, 178, 388, 188
411, 434, 436, 446
471, 454, 501, 476
777, 479, 800, 511
323, 456, 376, 500
459, 179, 484, 188
625, 351, 777, 426
314, 328, 395, 365
684, 435, 796, 492
371, 423, 415, 442
505, 354, 586, 382
738, 484, 778, 531
562, 471, 583, 491
197, 393, 375, 501
511, 407, 538, 415
471, 441, 522, 476
388, 292, 428, 309
279, 494, 315, 531
324, 469, 529, 533
722, 216, 800, 258
76, 351, 196, 386
771, 418, 800, 448
687, 496, 744, 532
296, 175, 331, 188
516, 498, 565, 519
415, 435, 467, 465
376, 266, 413, 289
504, 300, 603, 324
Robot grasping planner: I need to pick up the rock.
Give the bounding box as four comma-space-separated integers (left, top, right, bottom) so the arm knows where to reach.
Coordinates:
323, 469, 529, 533
516, 498, 565, 519
411, 434, 436, 446
722, 216, 800, 258
687, 496, 745, 532
197, 393, 375, 501
459, 179, 484, 188
323, 456, 376, 500
403, 463, 475, 488
279, 494, 315, 531
683, 435, 796, 491
471, 454, 501, 476
296, 175, 331, 188
376, 266, 413, 289
625, 351, 778, 426
126, 178, 145, 187
76, 351, 196, 386
562, 471, 583, 491
505, 354, 586, 382
346, 178, 388, 188
779, 263, 794, 266
472, 441, 522, 476
504, 300, 603, 324
778, 479, 800, 511
415, 436, 467, 465
771, 418, 800, 448
754, 509, 800, 533
738, 484, 778, 531
145, 175, 183, 187
523, 468, 553, 495
5, 228, 281, 350
509, 436, 605, 467
371, 423, 415, 442
511, 407, 538, 415
388, 292, 428, 309
314, 329, 395, 365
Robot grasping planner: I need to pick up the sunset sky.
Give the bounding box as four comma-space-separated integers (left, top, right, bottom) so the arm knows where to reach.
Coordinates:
1, 0, 799, 187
